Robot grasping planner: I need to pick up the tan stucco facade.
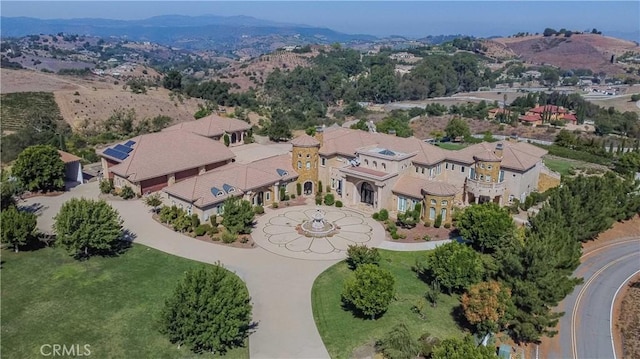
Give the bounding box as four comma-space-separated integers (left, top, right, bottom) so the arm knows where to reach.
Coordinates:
292, 143, 320, 195
424, 194, 455, 225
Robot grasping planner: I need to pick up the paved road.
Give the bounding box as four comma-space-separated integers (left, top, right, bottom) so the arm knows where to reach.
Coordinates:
546, 238, 640, 359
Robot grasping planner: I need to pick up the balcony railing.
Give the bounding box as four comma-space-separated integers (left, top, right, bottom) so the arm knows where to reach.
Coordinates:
466, 178, 505, 197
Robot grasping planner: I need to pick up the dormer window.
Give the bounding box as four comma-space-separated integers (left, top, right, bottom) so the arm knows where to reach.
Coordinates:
276, 168, 288, 176
210, 187, 224, 197
222, 184, 235, 193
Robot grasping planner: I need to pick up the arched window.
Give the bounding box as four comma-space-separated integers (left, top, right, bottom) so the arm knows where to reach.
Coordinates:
382, 163, 386, 170
360, 182, 374, 205
430, 199, 436, 205
306, 161, 311, 169
373, 161, 377, 168
297, 161, 302, 169
429, 207, 436, 220
441, 200, 448, 206
441, 208, 447, 221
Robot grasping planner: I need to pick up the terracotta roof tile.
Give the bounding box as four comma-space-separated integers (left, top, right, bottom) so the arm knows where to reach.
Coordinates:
163, 114, 250, 137
57, 150, 82, 163
290, 134, 320, 147
105, 130, 235, 182
392, 175, 458, 198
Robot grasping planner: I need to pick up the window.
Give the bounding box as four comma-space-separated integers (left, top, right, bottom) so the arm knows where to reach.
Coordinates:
445, 163, 449, 170
452, 164, 455, 171
297, 161, 302, 169
266, 192, 270, 201
441, 200, 448, 206
321, 157, 326, 166
373, 161, 377, 168
365, 159, 369, 165
331, 179, 336, 189
436, 164, 441, 175
382, 163, 386, 170
486, 175, 491, 182
440, 208, 447, 221
429, 207, 436, 220
429, 168, 434, 177
430, 199, 436, 205
398, 197, 408, 212
480, 163, 485, 169
461, 166, 465, 173
415, 166, 419, 173
421, 168, 425, 174
480, 175, 484, 181
298, 153, 301, 158
499, 170, 505, 182
487, 165, 492, 170
306, 161, 311, 169
306, 153, 310, 158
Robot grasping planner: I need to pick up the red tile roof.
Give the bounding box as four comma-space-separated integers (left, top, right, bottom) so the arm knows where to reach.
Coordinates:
57, 150, 82, 163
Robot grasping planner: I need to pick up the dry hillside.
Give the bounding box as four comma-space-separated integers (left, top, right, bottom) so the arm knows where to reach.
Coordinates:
488, 34, 640, 75
1, 69, 204, 132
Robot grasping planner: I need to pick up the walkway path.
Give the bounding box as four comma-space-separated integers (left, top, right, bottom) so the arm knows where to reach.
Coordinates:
23, 183, 439, 358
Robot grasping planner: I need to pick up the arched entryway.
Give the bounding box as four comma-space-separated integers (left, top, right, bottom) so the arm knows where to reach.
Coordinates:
254, 191, 264, 206
231, 132, 238, 144
360, 182, 375, 206
303, 181, 314, 195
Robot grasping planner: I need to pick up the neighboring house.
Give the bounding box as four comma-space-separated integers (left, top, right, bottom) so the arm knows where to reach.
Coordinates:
99, 130, 234, 195
522, 104, 578, 126
58, 150, 83, 183
163, 154, 297, 220
163, 113, 251, 146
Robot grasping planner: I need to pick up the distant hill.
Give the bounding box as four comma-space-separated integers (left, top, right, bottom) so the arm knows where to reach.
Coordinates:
486, 33, 640, 75
0, 15, 377, 54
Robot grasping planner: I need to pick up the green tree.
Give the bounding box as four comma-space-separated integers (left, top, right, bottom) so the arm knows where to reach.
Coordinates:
461, 281, 512, 335
415, 241, 485, 294
54, 198, 123, 258
457, 203, 516, 253
223, 133, 230, 147
0, 206, 37, 252
444, 117, 471, 140
376, 323, 420, 359
614, 152, 640, 177
144, 193, 163, 213
432, 336, 498, 359
267, 119, 292, 142
161, 265, 252, 354
342, 264, 395, 319
12, 145, 65, 192
346, 245, 381, 269
163, 70, 182, 90
221, 197, 255, 235
1, 174, 23, 210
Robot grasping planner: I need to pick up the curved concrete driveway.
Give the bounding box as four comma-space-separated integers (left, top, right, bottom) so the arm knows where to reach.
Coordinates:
23, 184, 336, 359
545, 238, 640, 359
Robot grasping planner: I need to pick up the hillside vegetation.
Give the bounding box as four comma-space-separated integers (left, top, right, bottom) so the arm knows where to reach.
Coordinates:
0, 92, 62, 134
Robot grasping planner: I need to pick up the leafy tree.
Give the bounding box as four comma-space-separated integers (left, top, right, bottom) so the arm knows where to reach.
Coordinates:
163, 70, 182, 90
457, 203, 516, 253
1, 174, 23, 210
54, 198, 123, 258
221, 197, 255, 235
223, 133, 230, 147
543, 28, 557, 37
432, 336, 498, 359
415, 241, 485, 294
161, 265, 252, 354
461, 281, 512, 335
444, 117, 471, 140
342, 264, 395, 319
99, 179, 113, 194
376, 323, 420, 359
267, 119, 292, 142
12, 145, 65, 192
397, 204, 421, 228
0, 206, 37, 252
346, 245, 381, 269
144, 193, 163, 213
120, 185, 135, 200
614, 152, 640, 177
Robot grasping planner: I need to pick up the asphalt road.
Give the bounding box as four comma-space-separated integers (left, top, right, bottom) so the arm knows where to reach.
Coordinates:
547, 238, 640, 359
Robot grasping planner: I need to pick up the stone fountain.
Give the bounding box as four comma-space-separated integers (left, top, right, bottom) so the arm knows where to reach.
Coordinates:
300, 209, 337, 237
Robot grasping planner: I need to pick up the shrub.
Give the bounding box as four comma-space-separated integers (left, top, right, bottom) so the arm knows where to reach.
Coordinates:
221, 230, 237, 244
347, 245, 381, 269
291, 194, 296, 199
99, 179, 113, 194
283, 194, 290, 201
296, 182, 302, 196
253, 205, 265, 214
223, 134, 230, 147
376, 323, 420, 359
120, 186, 135, 200
418, 333, 441, 358
372, 212, 380, 220
378, 209, 389, 221
315, 194, 322, 205
324, 193, 335, 206
279, 187, 286, 201
194, 224, 210, 237
423, 235, 431, 241
335, 200, 343, 208
272, 202, 279, 209
424, 220, 432, 227
209, 214, 217, 226
318, 181, 323, 193
434, 214, 442, 228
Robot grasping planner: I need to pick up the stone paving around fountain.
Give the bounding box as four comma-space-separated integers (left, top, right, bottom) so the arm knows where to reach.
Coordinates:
253, 205, 386, 260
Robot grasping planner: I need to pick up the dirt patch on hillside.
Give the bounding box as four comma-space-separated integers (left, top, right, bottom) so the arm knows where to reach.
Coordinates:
614, 274, 640, 359
1, 68, 98, 93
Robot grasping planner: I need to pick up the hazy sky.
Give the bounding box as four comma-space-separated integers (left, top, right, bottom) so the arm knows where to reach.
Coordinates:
2, 1, 639, 38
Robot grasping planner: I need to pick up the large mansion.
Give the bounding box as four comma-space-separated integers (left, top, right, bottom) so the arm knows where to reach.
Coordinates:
100, 115, 560, 225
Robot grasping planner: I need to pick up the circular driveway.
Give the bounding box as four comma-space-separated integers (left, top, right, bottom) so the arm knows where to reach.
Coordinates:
253, 205, 386, 260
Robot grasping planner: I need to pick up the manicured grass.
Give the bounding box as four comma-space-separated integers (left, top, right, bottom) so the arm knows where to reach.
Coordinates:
435, 142, 467, 150
543, 157, 576, 176
312, 250, 464, 358
1, 244, 249, 359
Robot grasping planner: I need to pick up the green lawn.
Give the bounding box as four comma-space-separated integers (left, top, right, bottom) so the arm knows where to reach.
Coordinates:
1, 244, 249, 359
435, 142, 467, 150
543, 157, 576, 176
312, 250, 464, 358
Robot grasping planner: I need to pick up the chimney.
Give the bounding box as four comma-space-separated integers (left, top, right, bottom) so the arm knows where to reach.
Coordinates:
494, 142, 504, 158
314, 126, 324, 146
388, 129, 397, 136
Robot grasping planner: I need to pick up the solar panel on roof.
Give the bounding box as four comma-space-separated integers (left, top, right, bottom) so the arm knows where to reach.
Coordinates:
378, 149, 396, 156
103, 148, 129, 161
114, 144, 133, 153
124, 140, 136, 147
